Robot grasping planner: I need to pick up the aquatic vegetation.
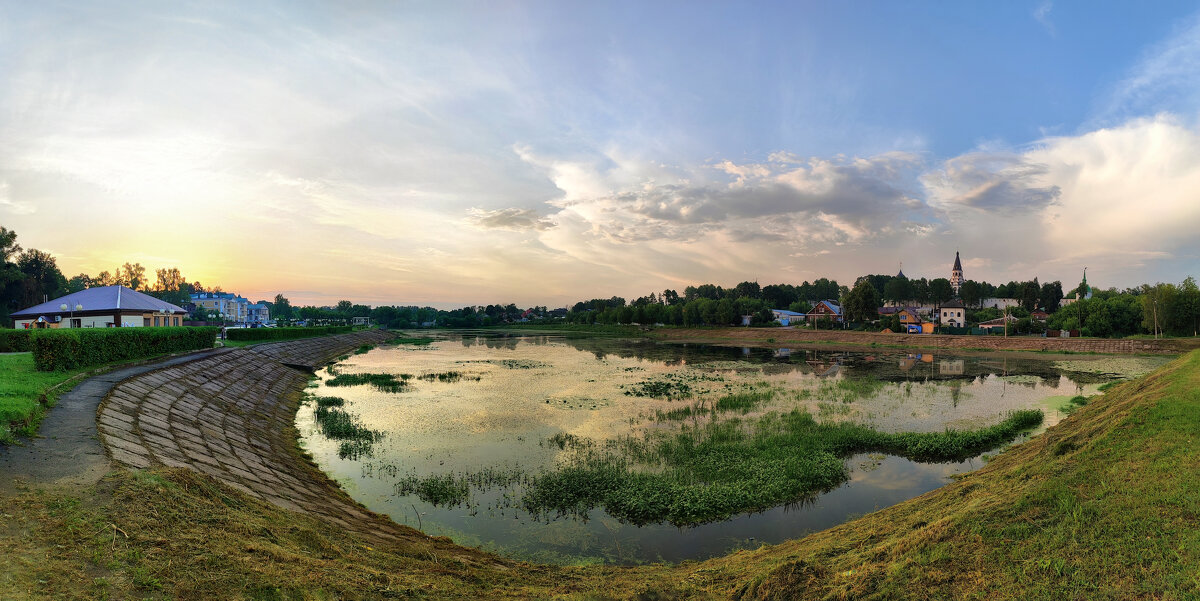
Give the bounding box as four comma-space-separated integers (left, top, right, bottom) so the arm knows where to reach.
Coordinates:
624, 378, 692, 399
518, 409, 1044, 526
1061, 395, 1091, 414
418, 370, 480, 383
313, 396, 345, 408
713, 390, 774, 414
353, 344, 375, 355
545, 432, 593, 450
385, 336, 436, 346
325, 372, 412, 393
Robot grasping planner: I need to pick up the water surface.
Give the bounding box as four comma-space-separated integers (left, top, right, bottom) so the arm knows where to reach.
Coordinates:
297, 333, 1164, 564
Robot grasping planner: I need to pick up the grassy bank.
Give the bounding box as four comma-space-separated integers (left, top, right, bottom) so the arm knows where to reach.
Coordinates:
2, 351, 1197, 599
0, 354, 87, 444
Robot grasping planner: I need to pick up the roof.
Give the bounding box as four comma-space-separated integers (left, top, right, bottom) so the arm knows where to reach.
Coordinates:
772, 309, 805, 317
979, 315, 1019, 326
814, 299, 842, 315
953, 251, 962, 271
941, 299, 965, 309
11, 285, 188, 317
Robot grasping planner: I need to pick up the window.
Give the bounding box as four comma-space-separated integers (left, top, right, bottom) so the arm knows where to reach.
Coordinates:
71, 318, 81, 328
143, 318, 150, 327
174, 317, 180, 326
154, 316, 160, 326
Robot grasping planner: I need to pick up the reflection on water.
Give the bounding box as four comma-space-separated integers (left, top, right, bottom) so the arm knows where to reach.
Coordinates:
296, 333, 1165, 564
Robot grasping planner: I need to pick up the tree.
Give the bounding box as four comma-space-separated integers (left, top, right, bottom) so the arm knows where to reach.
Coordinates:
336, 300, 353, 314
1021, 279, 1039, 311
120, 262, 147, 290
154, 267, 186, 292
960, 280, 983, 307
843, 280, 881, 323
66, 273, 92, 293
1178, 277, 1200, 336
928, 278, 953, 304
0, 226, 20, 263
733, 281, 761, 299
883, 276, 913, 305
272, 294, 293, 320
1040, 281, 1064, 313
16, 249, 67, 307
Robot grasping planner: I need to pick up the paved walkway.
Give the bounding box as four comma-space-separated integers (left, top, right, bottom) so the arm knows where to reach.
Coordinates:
94, 330, 414, 542
0, 348, 233, 494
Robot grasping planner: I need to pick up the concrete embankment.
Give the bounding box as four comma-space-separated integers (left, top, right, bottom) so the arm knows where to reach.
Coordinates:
95, 331, 421, 544
649, 327, 1199, 354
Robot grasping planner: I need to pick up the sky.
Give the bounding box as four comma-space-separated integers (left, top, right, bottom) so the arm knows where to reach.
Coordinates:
2, 1, 1200, 308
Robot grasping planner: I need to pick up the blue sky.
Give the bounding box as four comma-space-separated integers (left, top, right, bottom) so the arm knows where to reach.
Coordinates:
2, 1, 1199, 306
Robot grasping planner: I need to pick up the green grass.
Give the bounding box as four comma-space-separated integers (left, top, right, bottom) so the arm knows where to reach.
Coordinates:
518, 408, 1043, 526
0, 352, 155, 444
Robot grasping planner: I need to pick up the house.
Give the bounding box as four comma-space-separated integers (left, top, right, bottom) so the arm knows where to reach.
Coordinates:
247, 303, 271, 324
1030, 308, 1049, 322
938, 299, 966, 327
895, 307, 923, 327
806, 300, 843, 323
190, 292, 251, 324
352, 316, 370, 326
771, 309, 805, 326
11, 285, 188, 329
978, 315, 1019, 332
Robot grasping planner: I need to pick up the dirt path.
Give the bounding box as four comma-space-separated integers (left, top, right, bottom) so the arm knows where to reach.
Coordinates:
0, 348, 233, 494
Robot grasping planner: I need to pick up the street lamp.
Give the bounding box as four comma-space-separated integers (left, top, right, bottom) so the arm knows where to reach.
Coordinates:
60, 302, 83, 328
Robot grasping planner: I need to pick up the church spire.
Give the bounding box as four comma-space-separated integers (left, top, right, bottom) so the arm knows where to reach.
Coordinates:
950, 250, 964, 296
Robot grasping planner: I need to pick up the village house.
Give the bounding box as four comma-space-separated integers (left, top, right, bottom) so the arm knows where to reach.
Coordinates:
771, 309, 805, 326
978, 315, 1019, 332
938, 299, 966, 327
806, 300, 842, 324
11, 285, 187, 329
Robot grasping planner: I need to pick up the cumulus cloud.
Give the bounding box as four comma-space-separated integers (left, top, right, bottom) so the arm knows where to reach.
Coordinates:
923, 153, 1061, 214
467, 207, 556, 231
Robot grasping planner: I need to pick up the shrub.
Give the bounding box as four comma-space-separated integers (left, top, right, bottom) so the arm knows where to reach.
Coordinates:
225, 325, 354, 341
31, 327, 219, 371
0, 330, 33, 353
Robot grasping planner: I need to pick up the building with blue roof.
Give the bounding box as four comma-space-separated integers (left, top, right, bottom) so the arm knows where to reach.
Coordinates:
11, 285, 187, 329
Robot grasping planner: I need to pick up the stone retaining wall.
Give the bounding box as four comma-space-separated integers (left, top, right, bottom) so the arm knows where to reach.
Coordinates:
95, 330, 409, 542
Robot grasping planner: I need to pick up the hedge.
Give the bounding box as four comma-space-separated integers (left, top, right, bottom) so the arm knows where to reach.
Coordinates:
225, 325, 354, 341
0, 329, 33, 353
31, 327, 219, 371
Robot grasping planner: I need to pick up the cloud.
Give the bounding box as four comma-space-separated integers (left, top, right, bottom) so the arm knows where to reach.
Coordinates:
0, 181, 36, 215
1098, 12, 1200, 122
923, 153, 1061, 214
467, 207, 556, 231
1033, 1, 1056, 36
